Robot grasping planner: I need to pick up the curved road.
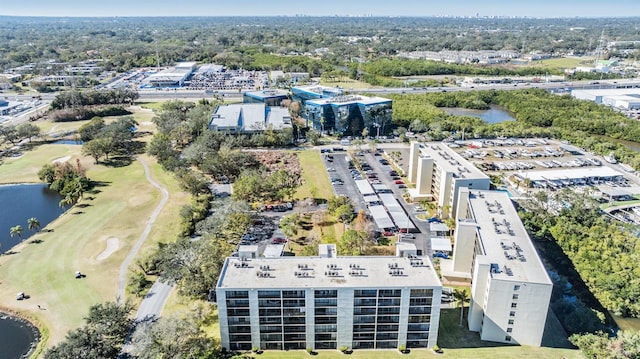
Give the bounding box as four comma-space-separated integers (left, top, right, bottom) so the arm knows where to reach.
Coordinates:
117, 157, 170, 302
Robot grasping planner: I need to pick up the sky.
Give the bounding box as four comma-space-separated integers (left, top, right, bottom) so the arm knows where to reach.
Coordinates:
3, 0, 640, 18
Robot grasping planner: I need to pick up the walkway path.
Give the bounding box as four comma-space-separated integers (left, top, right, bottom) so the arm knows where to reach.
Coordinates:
117, 157, 170, 302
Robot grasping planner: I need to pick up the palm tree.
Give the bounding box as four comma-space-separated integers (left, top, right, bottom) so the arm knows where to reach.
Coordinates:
27, 217, 41, 233
453, 289, 470, 326
10, 225, 23, 241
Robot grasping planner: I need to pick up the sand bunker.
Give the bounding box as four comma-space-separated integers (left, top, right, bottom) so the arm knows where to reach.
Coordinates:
52, 156, 71, 164
96, 237, 119, 261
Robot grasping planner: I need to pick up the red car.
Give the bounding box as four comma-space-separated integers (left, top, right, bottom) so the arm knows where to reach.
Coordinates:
394, 180, 404, 184
271, 237, 287, 244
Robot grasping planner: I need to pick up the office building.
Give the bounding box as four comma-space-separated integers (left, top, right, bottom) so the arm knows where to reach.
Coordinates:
216, 244, 442, 351
243, 89, 290, 107
209, 103, 292, 134
449, 188, 552, 346
407, 142, 490, 217
292, 85, 392, 135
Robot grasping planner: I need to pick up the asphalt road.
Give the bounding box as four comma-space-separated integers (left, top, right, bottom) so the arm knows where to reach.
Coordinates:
134, 280, 173, 322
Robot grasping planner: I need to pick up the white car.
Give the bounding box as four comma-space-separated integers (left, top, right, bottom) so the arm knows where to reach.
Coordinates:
414, 206, 426, 212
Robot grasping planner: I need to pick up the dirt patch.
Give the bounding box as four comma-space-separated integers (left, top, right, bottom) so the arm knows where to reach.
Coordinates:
52, 156, 71, 164
96, 237, 119, 261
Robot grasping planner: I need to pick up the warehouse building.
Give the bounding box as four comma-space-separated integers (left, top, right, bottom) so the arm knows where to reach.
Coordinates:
216, 244, 442, 351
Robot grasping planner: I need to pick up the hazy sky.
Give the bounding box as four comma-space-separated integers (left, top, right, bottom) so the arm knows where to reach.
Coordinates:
2, 0, 639, 18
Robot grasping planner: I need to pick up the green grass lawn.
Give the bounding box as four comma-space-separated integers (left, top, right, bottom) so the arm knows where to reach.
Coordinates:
320, 78, 380, 90
520, 57, 591, 70
293, 150, 333, 202
0, 113, 189, 349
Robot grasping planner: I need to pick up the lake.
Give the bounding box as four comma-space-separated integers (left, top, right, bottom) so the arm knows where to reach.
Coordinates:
0, 183, 68, 252
443, 105, 515, 124
0, 314, 40, 359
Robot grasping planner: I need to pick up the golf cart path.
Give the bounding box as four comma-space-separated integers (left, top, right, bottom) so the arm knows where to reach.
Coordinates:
117, 157, 170, 302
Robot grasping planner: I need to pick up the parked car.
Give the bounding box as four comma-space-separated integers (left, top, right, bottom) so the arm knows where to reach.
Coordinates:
394, 180, 404, 184
427, 217, 442, 223
414, 206, 426, 212
271, 237, 287, 244
327, 167, 335, 172
398, 184, 407, 189
389, 171, 398, 176
433, 251, 449, 259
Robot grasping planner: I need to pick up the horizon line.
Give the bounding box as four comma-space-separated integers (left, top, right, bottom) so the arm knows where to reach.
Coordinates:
1, 14, 639, 19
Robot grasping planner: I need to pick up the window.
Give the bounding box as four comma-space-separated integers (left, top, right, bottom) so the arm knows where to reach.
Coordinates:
505, 335, 512, 342
511, 303, 517, 308
512, 294, 519, 300
507, 327, 513, 333
509, 311, 516, 317
508, 319, 514, 325
513, 285, 521, 291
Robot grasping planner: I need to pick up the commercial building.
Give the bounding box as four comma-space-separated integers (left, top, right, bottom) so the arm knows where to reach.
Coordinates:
216, 244, 442, 351
407, 142, 490, 217
448, 188, 552, 346
292, 85, 392, 135
147, 62, 197, 87
209, 103, 292, 134
572, 88, 640, 110
243, 89, 290, 107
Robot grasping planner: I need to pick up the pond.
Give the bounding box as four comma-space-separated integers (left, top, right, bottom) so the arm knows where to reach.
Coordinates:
53, 139, 83, 145
443, 105, 515, 124
0, 314, 40, 359
0, 183, 68, 252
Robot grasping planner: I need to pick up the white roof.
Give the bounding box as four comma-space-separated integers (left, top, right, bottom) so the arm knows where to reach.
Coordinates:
430, 222, 449, 232
212, 105, 241, 129
431, 237, 452, 252
369, 205, 395, 229
217, 255, 442, 289
263, 244, 286, 258
241, 104, 266, 131
419, 142, 488, 180
266, 107, 292, 130
354, 179, 376, 196
466, 189, 552, 284
516, 166, 623, 182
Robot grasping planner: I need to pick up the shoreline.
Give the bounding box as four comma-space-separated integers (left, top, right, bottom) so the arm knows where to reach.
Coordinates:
0, 307, 45, 359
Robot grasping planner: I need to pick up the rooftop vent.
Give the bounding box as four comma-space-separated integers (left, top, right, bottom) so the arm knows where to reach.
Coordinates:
256, 271, 271, 278
389, 270, 404, 276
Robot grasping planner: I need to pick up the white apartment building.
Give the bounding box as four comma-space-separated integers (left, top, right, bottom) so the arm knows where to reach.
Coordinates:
451, 188, 552, 346
407, 142, 490, 217
216, 244, 442, 351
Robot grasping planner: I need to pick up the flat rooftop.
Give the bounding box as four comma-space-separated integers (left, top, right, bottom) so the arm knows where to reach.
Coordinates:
420, 142, 488, 180
516, 166, 623, 182
293, 85, 343, 97
466, 190, 551, 284
572, 88, 640, 98
217, 255, 441, 289
244, 89, 289, 99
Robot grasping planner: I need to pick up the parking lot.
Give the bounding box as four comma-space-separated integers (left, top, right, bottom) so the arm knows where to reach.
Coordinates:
320, 147, 435, 256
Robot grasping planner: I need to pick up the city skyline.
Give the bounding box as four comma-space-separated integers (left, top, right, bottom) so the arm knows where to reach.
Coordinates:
2, 0, 640, 18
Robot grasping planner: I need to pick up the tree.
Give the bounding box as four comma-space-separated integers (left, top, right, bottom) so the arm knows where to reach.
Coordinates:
306, 128, 322, 145
82, 138, 109, 164
16, 123, 41, 142
453, 289, 470, 326
10, 225, 23, 241
335, 204, 355, 223
27, 217, 40, 233
45, 301, 134, 359
280, 213, 301, 239
338, 230, 372, 256
570, 330, 640, 359
131, 312, 217, 359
